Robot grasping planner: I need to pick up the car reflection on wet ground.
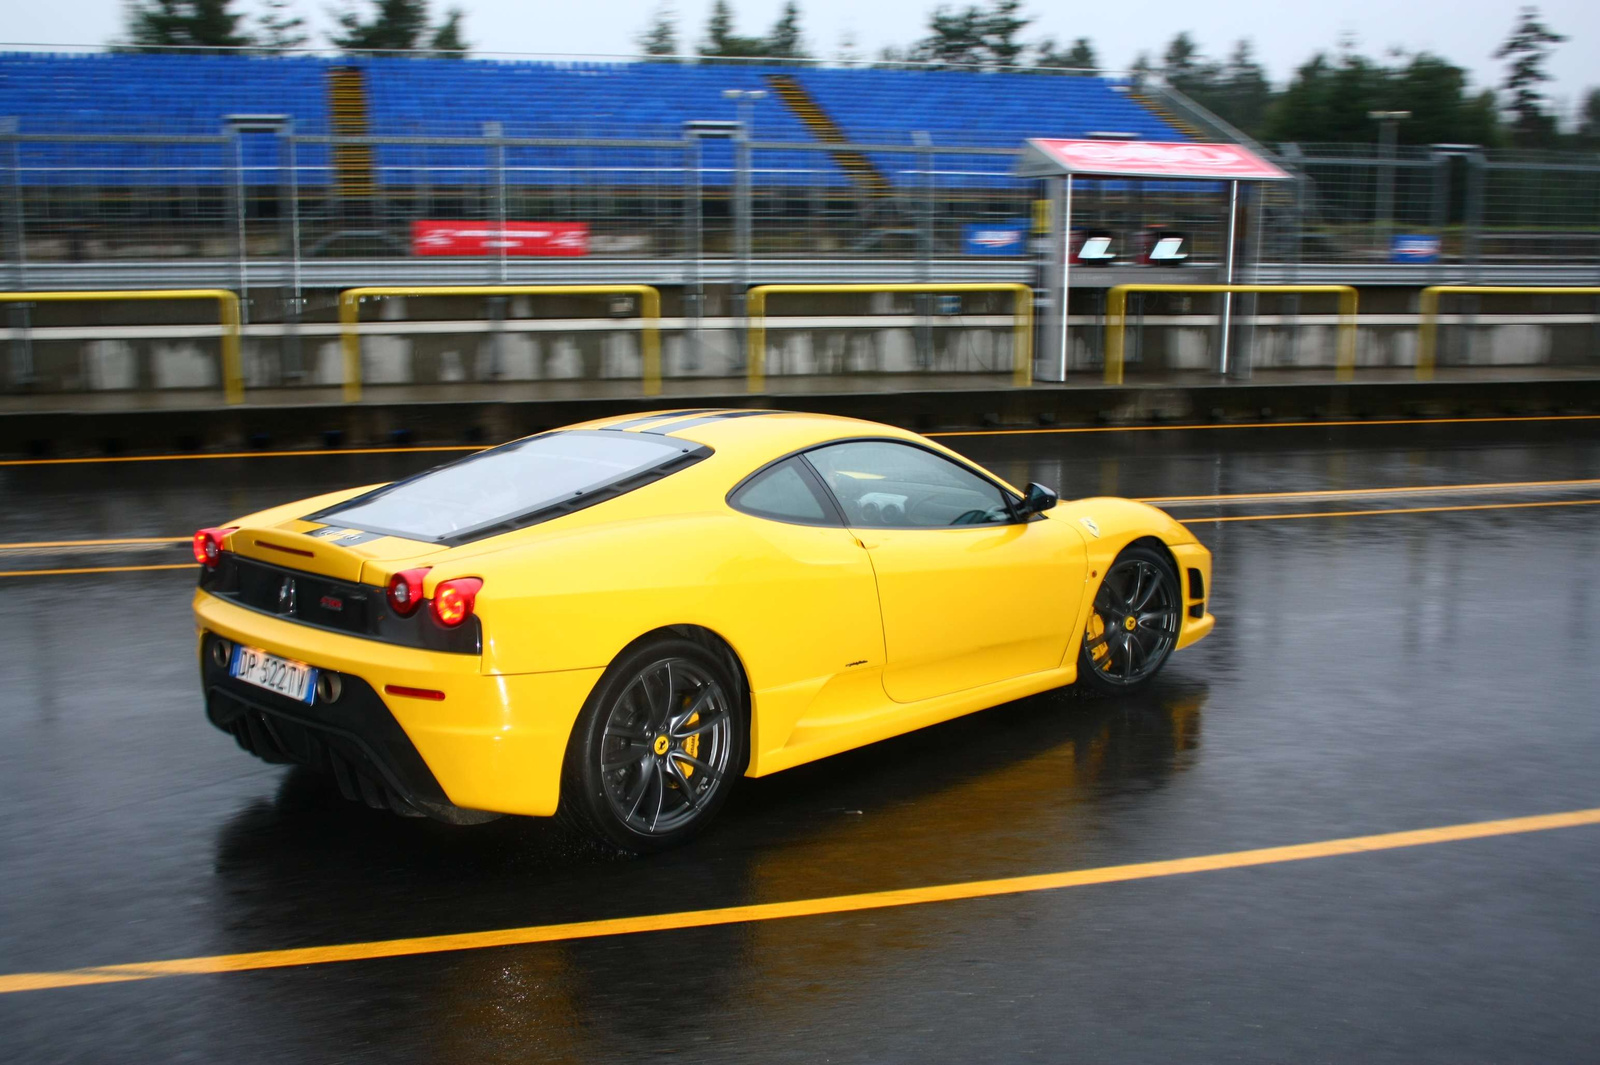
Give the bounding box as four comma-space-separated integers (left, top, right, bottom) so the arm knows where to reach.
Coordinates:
1, 416, 1598, 1063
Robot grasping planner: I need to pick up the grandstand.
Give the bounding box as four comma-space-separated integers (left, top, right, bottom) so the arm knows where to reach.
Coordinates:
0, 52, 1192, 189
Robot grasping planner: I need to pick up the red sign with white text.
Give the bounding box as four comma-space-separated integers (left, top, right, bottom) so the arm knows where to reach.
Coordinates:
1026, 139, 1290, 181
411, 221, 590, 256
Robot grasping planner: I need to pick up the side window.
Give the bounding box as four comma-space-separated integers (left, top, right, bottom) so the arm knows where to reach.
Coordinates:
729, 458, 839, 526
805, 441, 1014, 528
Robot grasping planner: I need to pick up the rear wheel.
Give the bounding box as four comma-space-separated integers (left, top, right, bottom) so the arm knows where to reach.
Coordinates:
561, 636, 745, 852
1077, 545, 1181, 694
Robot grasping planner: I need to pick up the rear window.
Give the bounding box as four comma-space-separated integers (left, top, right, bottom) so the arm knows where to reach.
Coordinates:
313, 431, 706, 543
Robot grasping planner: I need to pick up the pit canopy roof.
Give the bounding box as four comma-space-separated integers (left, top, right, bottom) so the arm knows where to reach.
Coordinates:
1017, 139, 1291, 181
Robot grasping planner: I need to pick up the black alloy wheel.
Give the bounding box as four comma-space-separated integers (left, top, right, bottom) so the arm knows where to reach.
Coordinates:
1077, 545, 1181, 693
563, 636, 745, 852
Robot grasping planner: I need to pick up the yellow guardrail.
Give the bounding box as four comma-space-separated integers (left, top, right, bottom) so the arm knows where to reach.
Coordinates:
337, 285, 663, 403
1418, 286, 1600, 381
0, 289, 243, 403
746, 283, 1034, 392
1105, 284, 1360, 385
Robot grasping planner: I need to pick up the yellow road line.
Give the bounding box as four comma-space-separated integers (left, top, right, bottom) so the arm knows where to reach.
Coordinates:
1177, 498, 1600, 524
0, 445, 482, 468
2, 806, 1595, 996
0, 414, 1594, 466
928, 413, 1600, 437
0, 563, 194, 578
0, 536, 189, 550
1140, 477, 1600, 505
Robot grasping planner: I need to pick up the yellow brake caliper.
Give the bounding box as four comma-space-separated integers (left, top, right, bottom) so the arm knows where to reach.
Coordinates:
675, 697, 701, 780
1086, 612, 1113, 672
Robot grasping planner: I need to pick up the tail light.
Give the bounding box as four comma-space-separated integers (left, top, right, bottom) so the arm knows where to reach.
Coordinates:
193, 527, 236, 568
431, 577, 483, 628
387, 568, 429, 617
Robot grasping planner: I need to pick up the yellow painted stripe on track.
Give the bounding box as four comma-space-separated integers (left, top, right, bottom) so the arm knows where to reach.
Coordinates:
0, 536, 189, 550
0, 445, 482, 468
2, 806, 1596, 996
0, 563, 195, 578
1139, 477, 1600, 504
1176, 498, 1600, 524
927, 413, 1600, 438
0, 414, 1594, 467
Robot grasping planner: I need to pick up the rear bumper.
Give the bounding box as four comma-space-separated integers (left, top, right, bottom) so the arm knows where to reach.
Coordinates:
194, 588, 602, 817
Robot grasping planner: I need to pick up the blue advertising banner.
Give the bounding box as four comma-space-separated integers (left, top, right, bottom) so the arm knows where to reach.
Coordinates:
1390, 234, 1442, 264
962, 220, 1030, 256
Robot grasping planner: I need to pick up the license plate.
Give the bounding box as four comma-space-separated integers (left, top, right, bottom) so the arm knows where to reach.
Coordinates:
229, 645, 318, 705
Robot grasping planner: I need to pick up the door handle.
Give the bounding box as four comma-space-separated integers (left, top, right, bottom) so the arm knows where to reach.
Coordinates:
854, 536, 878, 550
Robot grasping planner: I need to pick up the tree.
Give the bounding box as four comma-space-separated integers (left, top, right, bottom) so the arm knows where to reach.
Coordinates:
1036, 36, 1096, 74
122, 0, 254, 50
637, 4, 678, 59
911, 5, 988, 67
1161, 32, 1220, 99
331, 0, 465, 53
982, 0, 1030, 68
255, 0, 306, 53
699, 0, 810, 62
1580, 88, 1600, 144
835, 29, 863, 68
1214, 39, 1270, 133
1391, 53, 1499, 145
1128, 51, 1154, 90
1494, 6, 1565, 146
766, 1, 807, 60
427, 7, 465, 54
1263, 45, 1504, 147
911, 1, 1031, 69
699, 0, 768, 59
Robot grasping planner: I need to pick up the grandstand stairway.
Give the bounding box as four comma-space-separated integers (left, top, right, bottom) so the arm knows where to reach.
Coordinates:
327, 67, 376, 197
1130, 92, 1210, 142
764, 74, 889, 197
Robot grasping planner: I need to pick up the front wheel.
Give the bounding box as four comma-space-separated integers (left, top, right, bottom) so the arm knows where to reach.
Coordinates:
561, 636, 746, 852
1076, 546, 1181, 694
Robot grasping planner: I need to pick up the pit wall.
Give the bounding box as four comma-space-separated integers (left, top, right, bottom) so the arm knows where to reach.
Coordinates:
4, 289, 1598, 393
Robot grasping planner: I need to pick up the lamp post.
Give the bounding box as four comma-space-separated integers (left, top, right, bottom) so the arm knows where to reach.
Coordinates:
722, 89, 765, 367
1368, 110, 1410, 256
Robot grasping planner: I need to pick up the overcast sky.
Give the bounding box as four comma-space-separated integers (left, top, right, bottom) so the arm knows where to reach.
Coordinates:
6, 0, 1597, 117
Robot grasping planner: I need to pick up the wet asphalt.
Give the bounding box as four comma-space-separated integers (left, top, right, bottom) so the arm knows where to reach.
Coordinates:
2, 417, 1599, 1063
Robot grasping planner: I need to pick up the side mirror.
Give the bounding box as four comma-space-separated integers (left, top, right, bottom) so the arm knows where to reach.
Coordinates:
1019, 482, 1058, 516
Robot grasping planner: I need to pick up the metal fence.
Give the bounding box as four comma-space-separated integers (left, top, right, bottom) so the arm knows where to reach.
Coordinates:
5, 126, 1600, 284
1276, 143, 1600, 268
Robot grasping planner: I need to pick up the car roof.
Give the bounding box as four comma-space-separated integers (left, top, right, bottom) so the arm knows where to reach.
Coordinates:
568, 408, 924, 460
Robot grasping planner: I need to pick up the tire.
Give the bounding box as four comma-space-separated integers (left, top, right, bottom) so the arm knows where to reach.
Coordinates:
1076, 545, 1182, 695
560, 636, 747, 853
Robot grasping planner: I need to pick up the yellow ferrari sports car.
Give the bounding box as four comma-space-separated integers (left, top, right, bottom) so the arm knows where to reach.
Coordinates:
193, 409, 1213, 850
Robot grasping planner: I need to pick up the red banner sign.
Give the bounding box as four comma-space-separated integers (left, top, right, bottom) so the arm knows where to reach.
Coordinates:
411, 221, 590, 256
1023, 139, 1290, 181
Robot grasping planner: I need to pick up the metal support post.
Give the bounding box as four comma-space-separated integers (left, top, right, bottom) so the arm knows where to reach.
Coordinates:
1369, 111, 1409, 254
1461, 151, 1486, 364
683, 130, 703, 367
0, 118, 27, 390
913, 131, 934, 369
1236, 184, 1268, 379
722, 89, 764, 369
2, 118, 24, 294
281, 122, 303, 382
230, 128, 250, 326
485, 122, 507, 284
1285, 156, 1307, 365
1218, 179, 1239, 375
1058, 174, 1073, 381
